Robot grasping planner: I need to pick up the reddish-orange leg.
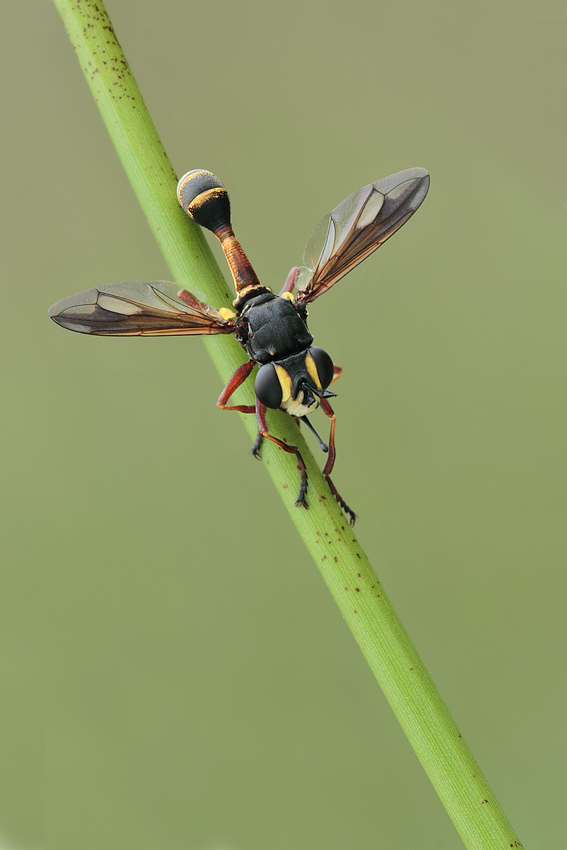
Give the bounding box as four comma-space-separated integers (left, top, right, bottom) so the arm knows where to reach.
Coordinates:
217, 360, 256, 413
319, 396, 356, 526
217, 360, 265, 457
255, 399, 309, 509
217, 363, 308, 506
217, 359, 350, 520
217, 361, 265, 457
278, 266, 300, 296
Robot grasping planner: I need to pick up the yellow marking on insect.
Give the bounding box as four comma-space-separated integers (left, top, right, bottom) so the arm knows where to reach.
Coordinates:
189, 187, 227, 214
281, 291, 294, 301
218, 307, 236, 320
305, 351, 322, 389
280, 390, 319, 417
274, 364, 293, 404
232, 283, 270, 305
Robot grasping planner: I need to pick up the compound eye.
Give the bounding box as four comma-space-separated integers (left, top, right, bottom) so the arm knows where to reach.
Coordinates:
309, 347, 334, 389
254, 363, 282, 409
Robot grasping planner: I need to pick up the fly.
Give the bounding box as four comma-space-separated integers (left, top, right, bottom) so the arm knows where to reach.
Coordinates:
49, 168, 430, 525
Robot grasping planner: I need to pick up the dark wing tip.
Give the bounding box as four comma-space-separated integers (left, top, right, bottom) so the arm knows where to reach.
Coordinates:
405, 167, 430, 209
48, 289, 100, 333
373, 167, 430, 227
375, 167, 430, 203
47, 288, 99, 333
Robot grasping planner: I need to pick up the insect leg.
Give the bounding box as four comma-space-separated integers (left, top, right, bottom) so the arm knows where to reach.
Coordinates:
217, 360, 256, 413
332, 364, 343, 383
278, 266, 300, 297
256, 401, 309, 509
319, 397, 356, 526
250, 397, 266, 458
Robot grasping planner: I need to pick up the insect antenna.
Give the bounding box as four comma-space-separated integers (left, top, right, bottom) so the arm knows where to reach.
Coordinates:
300, 416, 329, 453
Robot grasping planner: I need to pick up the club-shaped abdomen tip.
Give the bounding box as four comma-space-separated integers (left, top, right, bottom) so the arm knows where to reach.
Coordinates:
177, 169, 231, 233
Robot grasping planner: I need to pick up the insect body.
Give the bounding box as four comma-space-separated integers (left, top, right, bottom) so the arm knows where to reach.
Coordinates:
49, 168, 430, 525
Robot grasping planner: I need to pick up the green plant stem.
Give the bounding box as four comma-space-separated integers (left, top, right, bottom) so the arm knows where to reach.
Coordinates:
54, 2, 524, 847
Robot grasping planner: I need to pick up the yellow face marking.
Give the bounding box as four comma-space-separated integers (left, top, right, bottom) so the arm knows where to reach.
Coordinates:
304, 351, 322, 390
274, 364, 293, 404
281, 291, 294, 301
218, 307, 236, 320
280, 390, 320, 417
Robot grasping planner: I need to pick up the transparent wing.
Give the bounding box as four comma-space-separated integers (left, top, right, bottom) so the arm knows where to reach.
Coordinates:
294, 168, 430, 304
48, 281, 235, 336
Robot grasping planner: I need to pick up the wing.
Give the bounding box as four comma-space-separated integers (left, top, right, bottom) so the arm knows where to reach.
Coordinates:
48, 281, 235, 336
294, 168, 430, 304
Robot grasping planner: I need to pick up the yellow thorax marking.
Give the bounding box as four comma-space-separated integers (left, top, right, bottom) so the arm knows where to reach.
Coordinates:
304, 350, 322, 390
281, 291, 294, 301
274, 364, 293, 403
232, 283, 268, 306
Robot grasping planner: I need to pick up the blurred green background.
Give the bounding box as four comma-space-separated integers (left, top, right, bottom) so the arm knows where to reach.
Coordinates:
2, 0, 566, 847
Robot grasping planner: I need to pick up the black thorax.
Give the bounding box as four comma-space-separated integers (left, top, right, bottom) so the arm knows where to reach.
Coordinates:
234, 292, 312, 365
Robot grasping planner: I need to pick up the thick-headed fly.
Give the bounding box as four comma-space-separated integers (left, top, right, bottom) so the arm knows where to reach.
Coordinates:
49, 168, 430, 525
